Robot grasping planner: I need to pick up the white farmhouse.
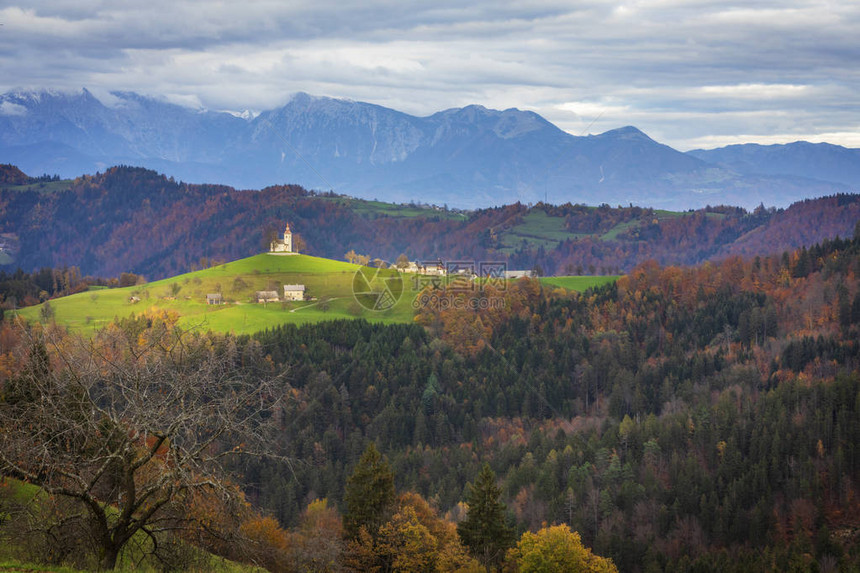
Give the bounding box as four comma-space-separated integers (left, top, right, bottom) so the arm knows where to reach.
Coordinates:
256, 290, 280, 303
283, 284, 305, 301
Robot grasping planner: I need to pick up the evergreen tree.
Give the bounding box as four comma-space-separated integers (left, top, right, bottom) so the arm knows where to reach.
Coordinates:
457, 463, 514, 572
343, 442, 395, 540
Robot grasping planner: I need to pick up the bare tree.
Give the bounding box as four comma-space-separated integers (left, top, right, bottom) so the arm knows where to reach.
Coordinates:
292, 233, 307, 254
0, 321, 286, 569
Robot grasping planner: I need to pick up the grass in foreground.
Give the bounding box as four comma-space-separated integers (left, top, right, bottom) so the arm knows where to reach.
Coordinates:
0, 558, 86, 573
0, 479, 262, 573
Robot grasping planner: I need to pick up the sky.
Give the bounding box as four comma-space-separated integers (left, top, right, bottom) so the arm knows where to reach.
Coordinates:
1, 0, 859, 150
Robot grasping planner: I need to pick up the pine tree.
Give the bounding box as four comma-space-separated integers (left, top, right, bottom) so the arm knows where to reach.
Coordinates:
457, 463, 514, 572
343, 442, 395, 540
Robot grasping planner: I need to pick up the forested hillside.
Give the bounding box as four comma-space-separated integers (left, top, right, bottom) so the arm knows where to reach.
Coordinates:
1, 165, 859, 280
2, 162, 860, 570
2, 231, 859, 570
230, 232, 858, 571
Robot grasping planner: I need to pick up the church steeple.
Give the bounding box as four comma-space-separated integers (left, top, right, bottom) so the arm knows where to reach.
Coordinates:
270, 222, 293, 253
283, 224, 292, 252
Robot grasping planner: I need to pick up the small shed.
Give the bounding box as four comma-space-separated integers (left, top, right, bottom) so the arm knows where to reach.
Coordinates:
256, 290, 280, 303
283, 284, 305, 301
206, 293, 223, 305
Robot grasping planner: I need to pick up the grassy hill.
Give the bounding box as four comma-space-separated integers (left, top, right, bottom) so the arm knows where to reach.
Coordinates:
12, 252, 620, 336
14, 253, 418, 335
497, 207, 699, 252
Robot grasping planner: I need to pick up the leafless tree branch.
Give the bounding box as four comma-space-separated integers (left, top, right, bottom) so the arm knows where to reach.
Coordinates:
0, 321, 288, 569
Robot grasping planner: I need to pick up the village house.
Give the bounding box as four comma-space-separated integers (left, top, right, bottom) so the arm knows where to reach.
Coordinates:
206, 293, 223, 305
504, 270, 534, 279
269, 223, 293, 253
283, 284, 305, 301
402, 260, 447, 276
256, 290, 280, 303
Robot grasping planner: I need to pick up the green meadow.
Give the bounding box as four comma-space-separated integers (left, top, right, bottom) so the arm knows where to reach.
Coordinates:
0, 179, 74, 194
320, 196, 468, 220
14, 253, 421, 335
498, 207, 707, 250
540, 275, 619, 291
498, 210, 581, 253
12, 251, 621, 336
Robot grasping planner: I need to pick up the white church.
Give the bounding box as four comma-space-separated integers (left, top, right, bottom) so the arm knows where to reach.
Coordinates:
269, 223, 294, 254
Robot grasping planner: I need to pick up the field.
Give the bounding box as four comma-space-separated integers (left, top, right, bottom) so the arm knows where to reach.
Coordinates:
540, 275, 619, 291
14, 253, 422, 335
496, 207, 720, 250
0, 179, 74, 194
498, 209, 681, 252
498, 210, 583, 252
320, 196, 468, 220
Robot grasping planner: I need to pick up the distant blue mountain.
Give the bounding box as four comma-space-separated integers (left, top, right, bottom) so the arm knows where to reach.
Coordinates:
0, 88, 851, 209
688, 142, 860, 188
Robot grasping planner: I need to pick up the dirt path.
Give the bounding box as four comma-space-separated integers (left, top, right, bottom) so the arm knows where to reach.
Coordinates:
290, 297, 340, 313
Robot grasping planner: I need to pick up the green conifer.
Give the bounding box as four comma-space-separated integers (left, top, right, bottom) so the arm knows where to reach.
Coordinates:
457, 463, 514, 572
343, 442, 395, 540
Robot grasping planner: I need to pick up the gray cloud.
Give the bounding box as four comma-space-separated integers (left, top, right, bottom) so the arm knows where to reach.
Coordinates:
1, 0, 858, 149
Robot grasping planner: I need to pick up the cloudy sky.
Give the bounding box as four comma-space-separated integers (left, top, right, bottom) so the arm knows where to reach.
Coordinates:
1, 0, 858, 149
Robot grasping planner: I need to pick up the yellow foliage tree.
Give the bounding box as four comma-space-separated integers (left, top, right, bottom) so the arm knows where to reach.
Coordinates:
239, 515, 291, 571
507, 524, 618, 573
397, 492, 481, 572
376, 505, 438, 572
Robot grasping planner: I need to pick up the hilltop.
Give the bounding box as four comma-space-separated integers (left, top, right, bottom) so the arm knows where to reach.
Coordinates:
13, 253, 405, 334
11, 251, 614, 335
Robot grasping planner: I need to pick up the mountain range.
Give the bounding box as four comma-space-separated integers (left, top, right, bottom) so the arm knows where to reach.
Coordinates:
1, 88, 857, 210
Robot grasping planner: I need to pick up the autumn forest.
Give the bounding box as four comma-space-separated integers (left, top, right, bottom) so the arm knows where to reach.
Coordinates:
1, 163, 860, 572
